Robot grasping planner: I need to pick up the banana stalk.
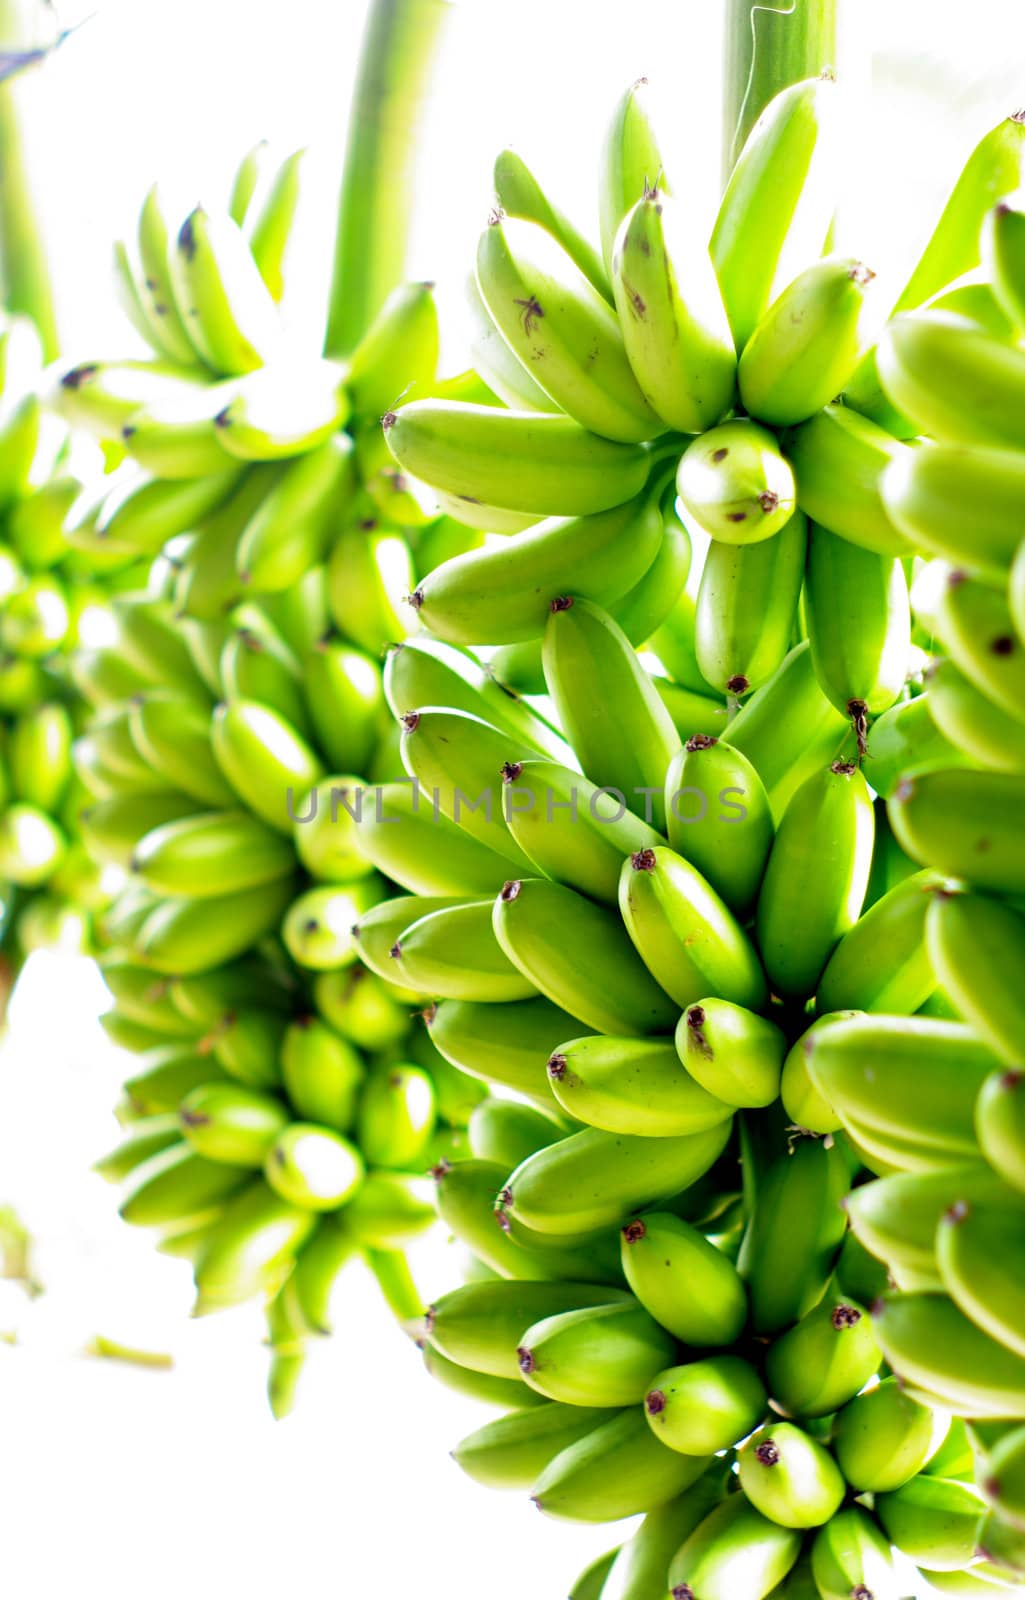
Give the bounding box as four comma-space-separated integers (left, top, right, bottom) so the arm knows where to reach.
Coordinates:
722, 0, 841, 183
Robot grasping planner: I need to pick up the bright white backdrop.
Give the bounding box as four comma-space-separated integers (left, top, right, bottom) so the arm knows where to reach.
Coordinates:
1, 3, 1024, 1596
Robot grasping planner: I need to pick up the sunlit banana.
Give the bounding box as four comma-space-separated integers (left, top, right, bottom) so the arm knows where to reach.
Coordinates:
889, 767, 1025, 893
783, 403, 911, 556
882, 444, 1025, 581
667, 1491, 802, 1600
346, 280, 439, 421
169, 205, 284, 374
532, 1407, 710, 1524
815, 868, 941, 1015
502, 759, 662, 906
213, 356, 347, 461
928, 658, 1025, 774
695, 511, 807, 698
833, 1375, 944, 1493
131, 809, 295, 897
877, 308, 1025, 451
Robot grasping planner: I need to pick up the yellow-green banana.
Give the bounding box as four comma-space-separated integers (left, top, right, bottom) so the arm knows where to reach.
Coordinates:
667, 1492, 802, 1599
833, 1375, 942, 1493
131, 809, 295, 897
816, 869, 940, 1015
765, 1291, 880, 1418
928, 658, 1025, 774
677, 419, 796, 544
884, 444, 1025, 582
810, 1507, 900, 1600
738, 1135, 849, 1334
620, 1209, 747, 1346
926, 892, 1025, 1066
695, 511, 807, 697
532, 1407, 710, 1524
663, 737, 774, 918
178, 1082, 288, 1166
517, 1299, 674, 1407
740, 255, 876, 427
675, 998, 784, 1108
738, 1421, 846, 1529
723, 641, 849, 822
425, 996, 591, 1108
784, 404, 911, 556
169, 206, 283, 374
805, 524, 911, 732
889, 767, 1025, 893
545, 1035, 732, 1136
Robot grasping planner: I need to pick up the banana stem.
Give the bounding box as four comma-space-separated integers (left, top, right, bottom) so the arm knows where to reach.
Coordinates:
323, 0, 449, 359
0, 0, 60, 359
722, 0, 840, 186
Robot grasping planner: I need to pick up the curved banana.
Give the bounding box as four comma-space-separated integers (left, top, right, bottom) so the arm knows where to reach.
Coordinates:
131, 809, 295, 897
546, 1035, 732, 1136
889, 767, 1025, 893
928, 658, 1025, 773
695, 511, 807, 698
765, 1290, 880, 1418
598, 77, 667, 277
667, 1492, 802, 1600
877, 308, 1025, 450
816, 869, 941, 1015
517, 1299, 674, 1407
621, 1210, 747, 1346
882, 443, 1025, 581
168, 206, 284, 375
426, 995, 590, 1108
805, 524, 911, 735
738, 1421, 846, 1529
532, 1407, 710, 1524
738, 1135, 850, 1335
723, 641, 849, 823
784, 404, 911, 556
833, 1375, 942, 1493
926, 891, 1025, 1066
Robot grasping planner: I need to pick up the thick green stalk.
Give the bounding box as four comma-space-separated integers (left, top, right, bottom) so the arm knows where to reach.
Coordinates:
323, 0, 449, 359
722, 0, 840, 184
0, 0, 59, 358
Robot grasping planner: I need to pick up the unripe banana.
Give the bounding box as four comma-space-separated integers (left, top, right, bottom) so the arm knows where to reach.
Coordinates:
134, 184, 200, 363
985, 189, 1025, 329
662, 737, 773, 919
426, 996, 590, 1108
352, 894, 468, 983
169, 206, 283, 374
352, 782, 525, 898
263, 1123, 363, 1211
517, 1299, 675, 1406
667, 1492, 803, 1600
738, 1421, 846, 1529
741, 255, 877, 427
675, 998, 785, 1109
885, 442, 1025, 585
99, 958, 195, 1035
341, 1171, 435, 1250
712, 74, 837, 351
346, 280, 439, 421
546, 1035, 732, 1137
766, 1292, 880, 1418
381, 401, 649, 518
863, 692, 970, 800
464, 269, 553, 411
135, 877, 296, 975
453, 1401, 618, 1492
235, 436, 351, 591
532, 1407, 710, 1524
119, 1141, 250, 1228
408, 491, 663, 647
980, 1425, 1025, 1533
127, 691, 235, 807
131, 809, 295, 897
211, 1009, 286, 1090
326, 517, 415, 658
677, 420, 795, 545
738, 1136, 849, 1335
279, 1016, 364, 1132
878, 309, 1025, 454
846, 1164, 1016, 1286
784, 404, 911, 556
598, 76, 669, 274
493, 875, 678, 1035
780, 1014, 858, 1135
192, 1179, 316, 1310
805, 524, 911, 733
302, 637, 381, 775
645, 1356, 765, 1456
877, 1475, 986, 1572
243, 145, 304, 300
724, 641, 849, 822
816, 869, 941, 1015
873, 1290, 1025, 1417
619, 845, 766, 1010
95, 1114, 183, 1183
468, 1098, 568, 1169
928, 658, 1025, 774
927, 892, 1025, 1067
695, 512, 807, 700
810, 1507, 901, 1600
936, 1200, 1025, 1360
935, 572, 1025, 726
424, 1278, 630, 1379
600, 1472, 729, 1600
211, 698, 322, 834
80, 790, 198, 868
499, 1121, 732, 1239
178, 1083, 289, 1166
889, 767, 1025, 893
502, 759, 662, 906
383, 636, 569, 762
476, 214, 662, 442
611, 185, 735, 434
542, 596, 679, 830
976, 1508, 1025, 1576
355, 1062, 435, 1170
9, 703, 72, 812
390, 899, 538, 1002
978, 1069, 1025, 1196
756, 761, 875, 999
834, 1375, 942, 1493
621, 1210, 747, 1346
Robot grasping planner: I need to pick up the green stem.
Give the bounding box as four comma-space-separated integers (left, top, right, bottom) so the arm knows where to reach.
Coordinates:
323, 0, 449, 359
722, 0, 840, 187
0, 0, 59, 359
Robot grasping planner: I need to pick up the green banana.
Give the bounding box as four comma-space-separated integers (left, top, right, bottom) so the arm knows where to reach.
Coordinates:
620, 1211, 747, 1346
936, 1201, 1025, 1361
119, 1142, 249, 1228
326, 518, 415, 657
227, 140, 268, 227
985, 190, 1025, 329
546, 1035, 732, 1137
381, 401, 649, 518
739, 255, 877, 426
711, 74, 837, 351
96, 467, 242, 557
80, 791, 199, 868
667, 1492, 803, 1600
609, 497, 692, 647
877, 309, 1025, 451
383, 636, 570, 761
873, 1290, 1025, 1417
493, 876, 678, 1036
410, 492, 663, 646
805, 523, 911, 730
178, 1082, 289, 1166
281, 1017, 364, 1130
516, 1299, 675, 1406
94, 1114, 184, 1182
9, 702, 72, 812
928, 659, 1025, 774
352, 782, 524, 898
245, 146, 304, 300
224, 613, 312, 739
598, 77, 668, 277
341, 1171, 434, 1249
169, 206, 283, 374
492, 146, 609, 302
677, 420, 796, 544
498, 1121, 732, 1239
810, 1507, 900, 1600
452, 1401, 618, 1491
611, 185, 736, 434
645, 1356, 766, 1456
352, 894, 469, 982
531, 1407, 711, 1523
600, 1473, 730, 1600
882, 443, 1025, 582
389, 899, 539, 1002
675, 999, 785, 1109
131, 810, 295, 897
467, 1099, 568, 1170
421, 1343, 549, 1409
978, 1070, 1025, 1195
737, 1421, 846, 1528
135, 877, 295, 975
816, 869, 941, 1015
981, 1426, 1025, 1532
193, 1179, 317, 1310
120, 1042, 229, 1117
833, 1375, 943, 1492
663, 737, 774, 918
695, 511, 807, 698
120, 387, 236, 479
927, 892, 1025, 1067
212, 1009, 286, 1090
935, 572, 1025, 727
99, 958, 196, 1035
723, 642, 849, 822
475, 214, 661, 442
211, 698, 322, 833
399, 707, 537, 870
977, 1509, 1025, 1576
425, 996, 590, 1107
844, 1165, 1016, 1283
346, 280, 439, 422
135, 184, 201, 364
755, 761, 875, 999
889, 768, 1025, 893
303, 638, 381, 775
502, 759, 662, 906
263, 1123, 363, 1211
236, 435, 351, 590
877, 1475, 985, 1572
738, 1135, 849, 1335
765, 1292, 881, 1418
355, 1063, 435, 1169
464, 270, 553, 411
783, 404, 911, 556
424, 1278, 629, 1379
863, 692, 970, 800
128, 691, 237, 807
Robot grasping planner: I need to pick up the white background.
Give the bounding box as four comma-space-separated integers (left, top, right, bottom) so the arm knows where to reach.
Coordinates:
1, 3, 1024, 1597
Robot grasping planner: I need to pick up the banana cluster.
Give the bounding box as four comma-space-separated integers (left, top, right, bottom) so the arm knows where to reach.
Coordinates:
71, 150, 502, 1413
0, 311, 125, 989
357, 77, 1025, 1599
